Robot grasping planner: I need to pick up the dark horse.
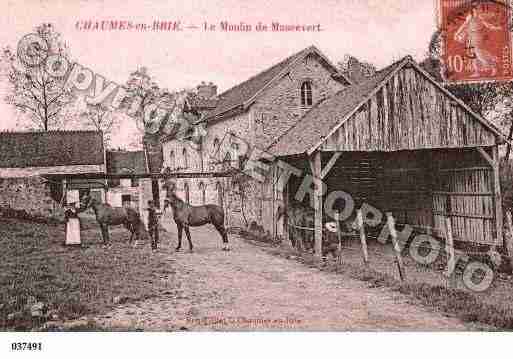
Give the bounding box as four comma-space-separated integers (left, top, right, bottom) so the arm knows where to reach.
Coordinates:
162, 179, 229, 252
276, 202, 358, 256
80, 195, 149, 246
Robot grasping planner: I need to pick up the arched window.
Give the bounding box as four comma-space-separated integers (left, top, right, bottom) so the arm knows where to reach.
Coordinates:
182, 147, 188, 169
213, 137, 220, 153
300, 81, 313, 107
216, 181, 224, 208
169, 150, 175, 170
198, 181, 206, 204
184, 181, 190, 204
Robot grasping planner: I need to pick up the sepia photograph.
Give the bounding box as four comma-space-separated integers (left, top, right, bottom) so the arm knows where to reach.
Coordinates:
1, 0, 513, 357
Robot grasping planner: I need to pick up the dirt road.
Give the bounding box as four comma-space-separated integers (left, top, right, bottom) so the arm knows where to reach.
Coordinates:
92, 226, 466, 331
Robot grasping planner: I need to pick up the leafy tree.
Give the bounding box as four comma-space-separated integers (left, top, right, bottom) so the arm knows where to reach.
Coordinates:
1, 23, 75, 130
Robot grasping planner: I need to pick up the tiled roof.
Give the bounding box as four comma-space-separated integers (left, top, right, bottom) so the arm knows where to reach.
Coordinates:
204, 45, 350, 122
0, 130, 105, 168
267, 56, 505, 157
106, 150, 147, 174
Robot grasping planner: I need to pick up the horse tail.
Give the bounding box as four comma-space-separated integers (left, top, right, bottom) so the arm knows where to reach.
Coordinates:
135, 215, 151, 240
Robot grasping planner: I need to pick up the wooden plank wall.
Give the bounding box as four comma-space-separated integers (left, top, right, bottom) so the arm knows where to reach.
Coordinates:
320, 67, 496, 152
321, 152, 384, 209
431, 149, 497, 245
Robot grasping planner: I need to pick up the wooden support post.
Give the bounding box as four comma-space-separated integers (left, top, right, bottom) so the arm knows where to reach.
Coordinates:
492, 146, 503, 246
283, 181, 290, 247
505, 211, 513, 272
386, 212, 406, 281
477, 146, 504, 246
310, 151, 323, 259
444, 216, 457, 288
271, 164, 276, 241
357, 209, 369, 265
62, 178, 68, 205
336, 212, 342, 266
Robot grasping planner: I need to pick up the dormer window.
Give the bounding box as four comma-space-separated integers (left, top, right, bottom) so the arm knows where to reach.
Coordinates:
301, 81, 313, 107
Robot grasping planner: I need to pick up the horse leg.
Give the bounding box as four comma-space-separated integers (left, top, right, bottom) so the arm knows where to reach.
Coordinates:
214, 224, 230, 251
100, 224, 109, 246
131, 226, 138, 248
176, 224, 183, 251
184, 226, 193, 253
124, 222, 132, 243
105, 225, 111, 245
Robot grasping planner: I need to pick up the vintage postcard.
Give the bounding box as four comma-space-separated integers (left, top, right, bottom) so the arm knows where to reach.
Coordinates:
1, 0, 513, 356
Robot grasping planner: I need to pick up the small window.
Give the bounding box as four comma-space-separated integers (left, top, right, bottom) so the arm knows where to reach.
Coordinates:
131, 177, 139, 187
300, 81, 313, 106
182, 148, 188, 169
213, 138, 220, 153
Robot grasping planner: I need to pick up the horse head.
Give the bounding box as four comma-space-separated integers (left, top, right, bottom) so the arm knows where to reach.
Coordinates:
80, 194, 97, 211
162, 178, 182, 212
162, 178, 176, 194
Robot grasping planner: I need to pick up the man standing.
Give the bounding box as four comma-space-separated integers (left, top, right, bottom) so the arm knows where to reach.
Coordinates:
147, 200, 160, 250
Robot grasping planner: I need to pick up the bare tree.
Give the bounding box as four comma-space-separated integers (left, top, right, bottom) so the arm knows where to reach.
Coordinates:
79, 103, 118, 147
1, 23, 75, 131
123, 67, 169, 171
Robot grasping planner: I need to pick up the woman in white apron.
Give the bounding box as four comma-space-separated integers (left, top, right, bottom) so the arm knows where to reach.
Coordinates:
64, 203, 81, 245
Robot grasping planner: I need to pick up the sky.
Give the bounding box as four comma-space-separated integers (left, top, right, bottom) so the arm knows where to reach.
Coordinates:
0, 0, 438, 148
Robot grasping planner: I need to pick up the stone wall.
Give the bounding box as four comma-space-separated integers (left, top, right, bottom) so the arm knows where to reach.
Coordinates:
252, 52, 347, 149
0, 176, 64, 221
161, 111, 254, 229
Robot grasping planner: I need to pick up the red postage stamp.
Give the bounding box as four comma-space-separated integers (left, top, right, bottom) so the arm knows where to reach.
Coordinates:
439, 0, 513, 83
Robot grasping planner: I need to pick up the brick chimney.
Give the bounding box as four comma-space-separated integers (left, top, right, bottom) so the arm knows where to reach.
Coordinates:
197, 81, 217, 99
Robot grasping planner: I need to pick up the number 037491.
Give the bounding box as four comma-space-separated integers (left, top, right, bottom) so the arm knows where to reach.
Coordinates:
11, 342, 42, 351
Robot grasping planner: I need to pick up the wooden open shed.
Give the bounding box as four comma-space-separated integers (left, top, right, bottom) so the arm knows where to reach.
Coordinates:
267, 56, 507, 256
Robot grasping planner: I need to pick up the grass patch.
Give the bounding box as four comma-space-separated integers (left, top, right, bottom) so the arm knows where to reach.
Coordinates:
0, 218, 179, 331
